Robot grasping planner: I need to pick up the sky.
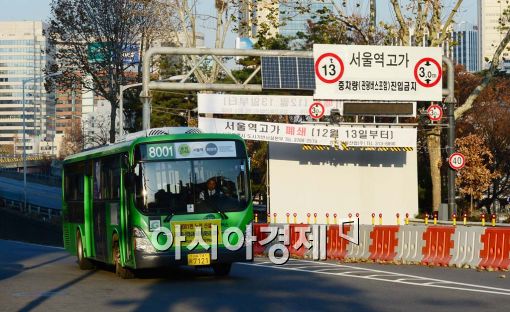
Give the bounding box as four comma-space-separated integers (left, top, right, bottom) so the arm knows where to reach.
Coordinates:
0, 0, 52, 21
0, 0, 479, 48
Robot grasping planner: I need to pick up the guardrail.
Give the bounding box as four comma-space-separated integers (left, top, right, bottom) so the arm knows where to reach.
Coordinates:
0, 197, 61, 221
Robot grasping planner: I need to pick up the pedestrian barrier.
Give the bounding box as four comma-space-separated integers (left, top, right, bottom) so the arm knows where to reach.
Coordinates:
479, 228, 510, 270
326, 224, 351, 260
396, 224, 426, 263
421, 226, 455, 266
346, 225, 373, 260
368, 225, 399, 261
449, 226, 484, 268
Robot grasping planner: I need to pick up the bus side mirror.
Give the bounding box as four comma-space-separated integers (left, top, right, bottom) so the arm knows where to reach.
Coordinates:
124, 172, 136, 193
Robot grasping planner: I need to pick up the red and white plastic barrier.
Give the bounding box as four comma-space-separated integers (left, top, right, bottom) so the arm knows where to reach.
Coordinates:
252, 222, 510, 270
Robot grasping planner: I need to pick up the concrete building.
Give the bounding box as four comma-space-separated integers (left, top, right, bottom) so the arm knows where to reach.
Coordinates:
478, 0, 510, 71
81, 98, 119, 149
0, 21, 54, 155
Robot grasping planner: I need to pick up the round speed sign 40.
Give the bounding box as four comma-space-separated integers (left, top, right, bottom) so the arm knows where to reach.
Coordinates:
449, 152, 465, 170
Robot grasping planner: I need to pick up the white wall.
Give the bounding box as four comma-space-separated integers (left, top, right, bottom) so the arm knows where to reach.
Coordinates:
268, 143, 419, 225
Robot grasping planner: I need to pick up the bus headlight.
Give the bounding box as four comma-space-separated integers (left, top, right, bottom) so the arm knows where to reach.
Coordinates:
133, 227, 157, 253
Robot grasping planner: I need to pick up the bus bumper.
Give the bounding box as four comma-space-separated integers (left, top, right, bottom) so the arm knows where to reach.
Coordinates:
134, 246, 252, 269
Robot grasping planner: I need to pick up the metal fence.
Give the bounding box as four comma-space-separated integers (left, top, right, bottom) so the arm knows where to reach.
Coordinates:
0, 197, 61, 222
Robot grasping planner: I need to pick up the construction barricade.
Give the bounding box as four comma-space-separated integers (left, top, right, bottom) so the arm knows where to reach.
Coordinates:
253, 223, 269, 256
449, 226, 484, 268
396, 224, 426, 263
346, 225, 373, 260
253, 220, 510, 271
289, 224, 312, 258
368, 225, 399, 261
479, 228, 510, 270
421, 226, 455, 266
327, 224, 351, 260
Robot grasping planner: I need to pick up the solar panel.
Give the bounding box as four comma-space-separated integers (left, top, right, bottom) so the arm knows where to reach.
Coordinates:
280, 57, 298, 89
297, 57, 315, 90
261, 57, 280, 89
261, 57, 316, 90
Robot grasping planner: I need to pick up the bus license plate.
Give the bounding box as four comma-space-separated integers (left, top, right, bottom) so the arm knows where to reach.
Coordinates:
188, 253, 211, 266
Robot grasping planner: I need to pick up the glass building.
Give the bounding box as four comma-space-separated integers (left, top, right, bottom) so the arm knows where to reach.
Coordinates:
451, 24, 480, 72
278, 1, 333, 37
0, 21, 54, 154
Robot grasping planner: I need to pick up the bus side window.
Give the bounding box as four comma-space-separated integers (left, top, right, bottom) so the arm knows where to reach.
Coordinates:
93, 160, 101, 200
64, 162, 85, 223
94, 156, 121, 201
64, 162, 85, 201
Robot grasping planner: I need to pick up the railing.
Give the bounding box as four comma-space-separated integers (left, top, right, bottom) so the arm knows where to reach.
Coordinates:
0, 197, 61, 222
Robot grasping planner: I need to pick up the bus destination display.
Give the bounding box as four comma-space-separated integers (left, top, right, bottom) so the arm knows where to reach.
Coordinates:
141, 141, 237, 160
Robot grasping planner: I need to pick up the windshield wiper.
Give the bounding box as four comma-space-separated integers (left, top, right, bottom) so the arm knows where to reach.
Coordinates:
212, 201, 228, 219
217, 210, 229, 220
163, 211, 175, 223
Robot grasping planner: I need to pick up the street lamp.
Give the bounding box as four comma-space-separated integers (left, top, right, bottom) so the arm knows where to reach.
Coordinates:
22, 72, 61, 210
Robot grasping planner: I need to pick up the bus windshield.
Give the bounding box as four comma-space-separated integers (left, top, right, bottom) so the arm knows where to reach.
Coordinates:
134, 158, 250, 214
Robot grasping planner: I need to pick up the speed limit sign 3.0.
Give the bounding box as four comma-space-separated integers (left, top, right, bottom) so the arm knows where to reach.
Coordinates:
449, 152, 465, 170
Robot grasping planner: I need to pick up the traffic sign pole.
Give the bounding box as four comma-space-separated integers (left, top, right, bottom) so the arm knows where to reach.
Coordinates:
443, 57, 457, 216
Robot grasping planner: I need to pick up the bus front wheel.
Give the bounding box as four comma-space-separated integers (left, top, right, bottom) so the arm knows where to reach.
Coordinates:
212, 263, 232, 276
76, 232, 94, 270
113, 237, 135, 279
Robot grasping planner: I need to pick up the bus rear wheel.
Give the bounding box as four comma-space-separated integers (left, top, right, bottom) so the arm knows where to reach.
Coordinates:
212, 263, 232, 276
76, 232, 94, 270
113, 238, 135, 279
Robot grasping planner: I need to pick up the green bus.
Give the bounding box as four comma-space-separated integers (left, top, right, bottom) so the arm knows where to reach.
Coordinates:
62, 128, 253, 278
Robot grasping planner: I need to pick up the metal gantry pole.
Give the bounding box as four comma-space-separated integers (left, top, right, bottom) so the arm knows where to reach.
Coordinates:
140, 47, 312, 129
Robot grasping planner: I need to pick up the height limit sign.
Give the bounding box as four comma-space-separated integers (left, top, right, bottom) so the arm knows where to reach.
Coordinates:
313, 44, 443, 102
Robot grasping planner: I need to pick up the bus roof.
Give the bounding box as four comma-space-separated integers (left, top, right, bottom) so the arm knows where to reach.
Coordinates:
63, 129, 244, 164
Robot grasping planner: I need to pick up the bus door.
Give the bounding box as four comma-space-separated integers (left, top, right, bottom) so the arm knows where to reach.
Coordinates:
92, 157, 122, 263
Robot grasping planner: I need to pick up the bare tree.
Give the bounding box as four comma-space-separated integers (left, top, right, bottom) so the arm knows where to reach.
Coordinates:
48, 0, 162, 143
388, 0, 510, 212
59, 119, 83, 158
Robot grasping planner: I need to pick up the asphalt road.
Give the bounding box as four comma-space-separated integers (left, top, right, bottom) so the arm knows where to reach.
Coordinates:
1, 239, 509, 312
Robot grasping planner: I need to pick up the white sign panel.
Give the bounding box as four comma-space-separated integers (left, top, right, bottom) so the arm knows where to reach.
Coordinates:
199, 117, 416, 148
313, 44, 443, 101
198, 93, 338, 115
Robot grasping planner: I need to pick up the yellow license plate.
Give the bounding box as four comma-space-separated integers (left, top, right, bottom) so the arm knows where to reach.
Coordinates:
171, 220, 222, 246
188, 253, 211, 266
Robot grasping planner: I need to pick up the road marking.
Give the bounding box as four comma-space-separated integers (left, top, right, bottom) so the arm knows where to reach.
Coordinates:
241, 259, 510, 296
